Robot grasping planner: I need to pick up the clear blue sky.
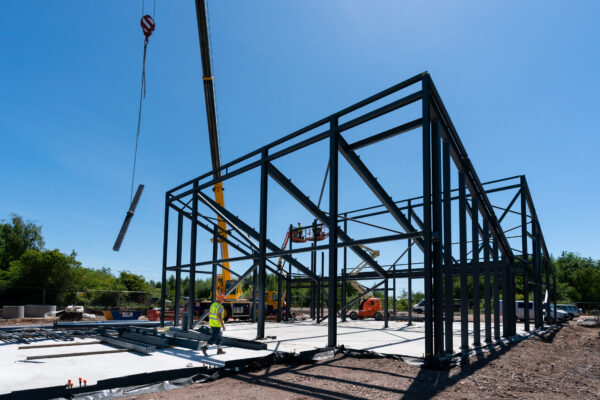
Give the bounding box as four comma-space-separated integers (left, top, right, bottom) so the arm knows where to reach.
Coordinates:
1, 1, 599, 285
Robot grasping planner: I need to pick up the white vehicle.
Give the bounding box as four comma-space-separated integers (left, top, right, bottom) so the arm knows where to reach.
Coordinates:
412, 299, 460, 314
413, 299, 425, 313
514, 301, 568, 323
515, 300, 535, 321
557, 304, 579, 319
544, 304, 569, 323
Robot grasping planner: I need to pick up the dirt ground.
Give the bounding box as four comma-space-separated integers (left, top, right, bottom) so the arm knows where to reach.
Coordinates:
127, 321, 600, 400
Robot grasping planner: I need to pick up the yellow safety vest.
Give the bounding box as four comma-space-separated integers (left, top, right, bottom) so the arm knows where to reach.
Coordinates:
209, 302, 223, 328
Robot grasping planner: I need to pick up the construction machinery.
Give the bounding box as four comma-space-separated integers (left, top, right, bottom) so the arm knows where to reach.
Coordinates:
346, 245, 385, 320
276, 225, 329, 270
193, 0, 286, 321
349, 298, 384, 321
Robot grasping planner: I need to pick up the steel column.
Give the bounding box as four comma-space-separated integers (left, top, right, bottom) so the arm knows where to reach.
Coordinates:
311, 226, 316, 320
286, 225, 292, 321
483, 219, 492, 343
321, 252, 325, 319
521, 177, 530, 332
472, 197, 481, 346
443, 140, 453, 353
544, 249, 550, 325
342, 215, 348, 322
384, 278, 389, 328
160, 194, 169, 327
532, 221, 540, 329
257, 149, 268, 339
553, 263, 557, 323
493, 238, 500, 340
174, 213, 183, 326
432, 120, 444, 356
328, 117, 339, 347
534, 222, 543, 328
212, 225, 218, 302
393, 264, 396, 320
408, 200, 413, 326
277, 269, 283, 322
252, 266, 257, 323
459, 172, 469, 350
422, 75, 433, 358
188, 183, 198, 329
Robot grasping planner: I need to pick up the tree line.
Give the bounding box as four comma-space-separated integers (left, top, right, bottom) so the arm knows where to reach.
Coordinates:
1, 214, 599, 310
0, 214, 158, 308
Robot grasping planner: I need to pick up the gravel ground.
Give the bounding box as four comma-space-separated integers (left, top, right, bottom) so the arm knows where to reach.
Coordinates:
128, 321, 600, 399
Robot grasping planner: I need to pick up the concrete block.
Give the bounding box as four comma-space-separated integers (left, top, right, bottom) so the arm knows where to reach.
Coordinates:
2, 306, 25, 319
24, 305, 56, 318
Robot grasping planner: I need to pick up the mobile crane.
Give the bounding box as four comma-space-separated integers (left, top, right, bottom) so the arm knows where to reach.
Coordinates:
193, 0, 282, 321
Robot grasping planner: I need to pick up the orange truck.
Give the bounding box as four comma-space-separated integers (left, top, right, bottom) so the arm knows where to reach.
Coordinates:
348, 297, 384, 321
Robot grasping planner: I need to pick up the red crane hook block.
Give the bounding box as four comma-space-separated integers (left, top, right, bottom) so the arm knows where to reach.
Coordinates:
141, 15, 155, 41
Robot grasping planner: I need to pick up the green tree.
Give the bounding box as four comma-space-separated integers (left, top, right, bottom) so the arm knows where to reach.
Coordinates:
0, 214, 44, 269
0, 249, 79, 304
554, 251, 600, 304
118, 271, 150, 292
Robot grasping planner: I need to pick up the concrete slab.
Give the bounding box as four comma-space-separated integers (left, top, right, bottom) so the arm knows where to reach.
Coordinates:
223, 319, 528, 357
0, 336, 271, 395
1, 321, 530, 395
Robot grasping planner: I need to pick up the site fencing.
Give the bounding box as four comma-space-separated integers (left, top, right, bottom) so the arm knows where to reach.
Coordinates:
0, 286, 155, 311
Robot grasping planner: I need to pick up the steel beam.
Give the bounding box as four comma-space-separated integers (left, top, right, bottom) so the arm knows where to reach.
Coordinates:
96, 335, 156, 354
196, 191, 318, 281
348, 118, 423, 151
267, 163, 388, 278
338, 135, 425, 252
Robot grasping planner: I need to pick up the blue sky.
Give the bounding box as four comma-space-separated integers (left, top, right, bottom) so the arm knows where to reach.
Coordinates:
1, 1, 599, 286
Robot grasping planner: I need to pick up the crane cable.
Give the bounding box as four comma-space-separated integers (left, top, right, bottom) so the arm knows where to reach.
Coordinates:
129, 0, 157, 203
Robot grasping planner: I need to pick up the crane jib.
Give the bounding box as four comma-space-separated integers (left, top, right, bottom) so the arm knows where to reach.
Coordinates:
195, 0, 234, 298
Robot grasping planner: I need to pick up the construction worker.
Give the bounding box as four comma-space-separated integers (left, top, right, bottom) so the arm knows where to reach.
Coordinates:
294, 222, 303, 239
201, 293, 226, 355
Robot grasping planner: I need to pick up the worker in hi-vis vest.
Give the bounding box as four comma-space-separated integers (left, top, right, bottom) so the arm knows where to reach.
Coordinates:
201, 293, 226, 355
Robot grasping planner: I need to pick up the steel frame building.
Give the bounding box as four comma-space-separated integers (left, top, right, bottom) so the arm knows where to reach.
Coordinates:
160, 72, 554, 363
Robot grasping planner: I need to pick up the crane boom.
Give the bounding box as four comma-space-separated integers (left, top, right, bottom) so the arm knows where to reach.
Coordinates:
194, 0, 237, 299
